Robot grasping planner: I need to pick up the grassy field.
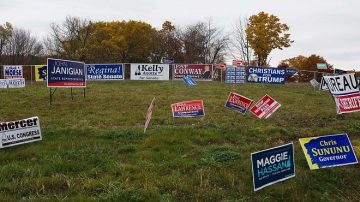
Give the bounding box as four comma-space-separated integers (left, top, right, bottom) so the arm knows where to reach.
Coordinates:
0, 81, 359, 201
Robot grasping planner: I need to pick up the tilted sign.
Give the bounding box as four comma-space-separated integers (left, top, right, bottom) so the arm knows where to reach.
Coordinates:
47, 58, 86, 88
171, 100, 205, 117
7, 78, 25, 88
0, 79, 7, 88
310, 79, 319, 88
225, 66, 246, 84
182, 76, 197, 86
286, 68, 298, 76
333, 93, 360, 114
86, 64, 124, 80
224, 92, 253, 114
144, 97, 155, 133
246, 67, 286, 84
299, 134, 358, 170
174, 64, 213, 80
131, 64, 169, 80
35, 65, 47, 81
251, 143, 295, 191
0, 116, 42, 148
3, 65, 23, 79
250, 95, 281, 119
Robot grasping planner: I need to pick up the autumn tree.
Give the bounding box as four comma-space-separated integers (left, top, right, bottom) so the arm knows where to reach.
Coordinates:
0, 22, 13, 63
246, 11, 293, 66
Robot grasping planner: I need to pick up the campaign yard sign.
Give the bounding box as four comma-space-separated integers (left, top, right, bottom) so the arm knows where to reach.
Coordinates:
225, 67, 246, 84
7, 78, 25, 88
310, 79, 319, 88
0, 117, 42, 149
246, 67, 286, 84
47, 58, 86, 88
174, 64, 213, 80
333, 92, 360, 114
250, 95, 281, 119
144, 97, 155, 133
286, 68, 298, 76
299, 134, 358, 170
251, 143, 295, 191
182, 75, 197, 86
131, 64, 169, 80
3, 65, 23, 79
319, 77, 329, 91
323, 73, 358, 96
86, 64, 124, 80
0, 79, 7, 88
224, 92, 253, 114
171, 100, 205, 117
35, 65, 47, 81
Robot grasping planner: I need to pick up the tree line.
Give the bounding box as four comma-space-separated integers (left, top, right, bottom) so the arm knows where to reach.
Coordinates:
0, 11, 331, 73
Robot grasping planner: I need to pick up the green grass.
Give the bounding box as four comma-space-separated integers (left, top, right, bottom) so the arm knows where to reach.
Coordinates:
0, 81, 359, 201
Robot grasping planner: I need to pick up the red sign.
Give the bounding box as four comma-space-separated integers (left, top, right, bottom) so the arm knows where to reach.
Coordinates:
334, 92, 360, 114
232, 60, 244, 67
174, 64, 213, 80
171, 100, 205, 117
224, 92, 253, 114
250, 95, 281, 119
144, 97, 155, 133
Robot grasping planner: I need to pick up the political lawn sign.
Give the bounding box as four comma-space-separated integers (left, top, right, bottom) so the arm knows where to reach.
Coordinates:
310, 79, 319, 88
182, 76, 197, 86
286, 68, 298, 76
0, 117, 42, 149
35, 65, 47, 81
0, 79, 7, 88
131, 64, 169, 80
299, 134, 358, 170
3, 65, 23, 79
225, 67, 246, 84
224, 92, 253, 114
171, 100, 205, 117
86, 64, 124, 80
319, 77, 329, 91
7, 78, 25, 88
333, 92, 360, 114
316, 63, 327, 70
144, 97, 155, 133
47, 58, 86, 88
246, 67, 286, 84
250, 95, 281, 119
251, 143, 295, 191
174, 64, 213, 80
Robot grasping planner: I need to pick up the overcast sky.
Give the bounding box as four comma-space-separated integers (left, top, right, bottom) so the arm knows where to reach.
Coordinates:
1, 0, 359, 70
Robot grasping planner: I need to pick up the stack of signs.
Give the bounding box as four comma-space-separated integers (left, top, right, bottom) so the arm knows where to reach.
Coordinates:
299, 134, 358, 169
171, 100, 205, 117
182, 75, 197, 86
0, 117, 42, 149
310, 79, 319, 88
250, 95, 281, 119
144, 97, 155, 133
224, 92, 253, 114
246, 67, 286, 84
3, 65, 23, 79
251, 143, 295, 191
35, 65, 47, 81
319, 77, 329, 91
86, 64, 124, 80
131, 64, 169, 80
174, 64, 213, 80
323, 73, 360, 114
47, 58, 86, 87
0, 78, 25, 88
225, 66, 246, 84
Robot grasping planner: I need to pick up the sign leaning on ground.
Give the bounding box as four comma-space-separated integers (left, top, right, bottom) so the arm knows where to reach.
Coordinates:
299, 133, 358, 170
86, 64, 124, 80
35, 65, 47, 81
144, 97, 155, 133
251, 143, 295, 191
0, 116, 42, 149
3, 65, 23, 79
0, 79, 7, 88
246, 66, 286, 84
182, 75, 197, 86
171, 100, 205, 117
7, 78, 25, 88
47, 58, 86, 88
250, 95, 281, 119
131, 64, 169, 80
224, 92, 253, 114
310, 79, 319, 88
173, 64, 213, 80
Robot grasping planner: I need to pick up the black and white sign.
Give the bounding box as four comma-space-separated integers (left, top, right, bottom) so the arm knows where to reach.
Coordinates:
7, 78, 25, 88
130, 64, 169, 80
323, 73, 358, 95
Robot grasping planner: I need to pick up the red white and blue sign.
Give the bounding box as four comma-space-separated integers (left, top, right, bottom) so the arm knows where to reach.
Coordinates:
246, 67, 286, 84
47, 58, 86, 88
171, 100, 205, 117
251, 143, 295, 191
86, 64, 124, 80
224, 92, 253, 114
250, 95, 281, 119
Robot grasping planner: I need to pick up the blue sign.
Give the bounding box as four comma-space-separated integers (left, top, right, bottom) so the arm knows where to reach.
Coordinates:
182, 75, 197, 86
299, 133, 358, 170
47, 58, 86, 88
246, 67, 286, 84
286, 68, 298, 76
251, 143, 295, 191
225, 66, 246, 84
86, 64, 124, 80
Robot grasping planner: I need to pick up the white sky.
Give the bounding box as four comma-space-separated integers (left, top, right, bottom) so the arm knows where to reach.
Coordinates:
1, 0, 359, 70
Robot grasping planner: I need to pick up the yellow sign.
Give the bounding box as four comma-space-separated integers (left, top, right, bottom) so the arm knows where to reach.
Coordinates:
35, 65, 47, 81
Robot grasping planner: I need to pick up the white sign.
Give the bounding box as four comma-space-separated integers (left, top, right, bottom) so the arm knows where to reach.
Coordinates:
0, 79, 7, 88
0, 116, 42, 148
319, 77, 329, 91
323, 73, 359, 95
7, 78, 25, 88
310, 79, 319, 88
3, 65, 23, 79
130, 64, 169, 80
